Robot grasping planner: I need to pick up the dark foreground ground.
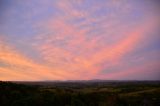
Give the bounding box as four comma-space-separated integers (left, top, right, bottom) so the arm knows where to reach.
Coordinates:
0, 81, 160, 106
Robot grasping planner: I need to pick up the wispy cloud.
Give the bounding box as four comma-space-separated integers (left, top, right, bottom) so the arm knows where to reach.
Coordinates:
0, 0, 159, 80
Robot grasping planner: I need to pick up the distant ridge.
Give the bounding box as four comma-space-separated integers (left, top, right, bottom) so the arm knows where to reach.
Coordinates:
2, 79, 159, 82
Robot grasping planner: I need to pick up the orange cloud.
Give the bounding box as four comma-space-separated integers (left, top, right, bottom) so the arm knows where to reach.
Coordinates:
1, 0, 159, 80
0, 37, 77, 80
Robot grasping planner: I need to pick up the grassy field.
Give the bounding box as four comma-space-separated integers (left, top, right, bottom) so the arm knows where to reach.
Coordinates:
0, 81, 160, 106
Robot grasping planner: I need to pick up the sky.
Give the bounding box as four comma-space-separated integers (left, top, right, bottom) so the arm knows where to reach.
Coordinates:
0, 0, 160, 81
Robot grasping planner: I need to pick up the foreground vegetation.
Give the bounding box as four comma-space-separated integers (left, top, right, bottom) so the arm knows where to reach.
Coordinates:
0, 81, 160, 106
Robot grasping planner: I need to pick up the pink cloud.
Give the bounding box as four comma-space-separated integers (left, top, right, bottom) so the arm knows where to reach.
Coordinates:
1, 0, 159, 80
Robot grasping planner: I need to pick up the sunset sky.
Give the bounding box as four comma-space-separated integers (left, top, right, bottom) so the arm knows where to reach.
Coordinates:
0, 0, 160, 81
